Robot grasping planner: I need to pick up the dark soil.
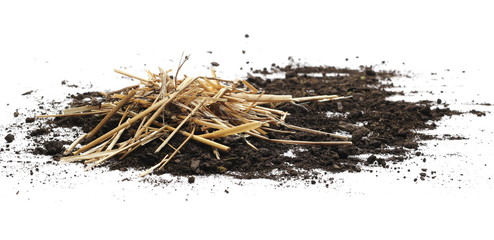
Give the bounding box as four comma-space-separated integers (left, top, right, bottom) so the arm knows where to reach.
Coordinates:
29, 64, 462, 180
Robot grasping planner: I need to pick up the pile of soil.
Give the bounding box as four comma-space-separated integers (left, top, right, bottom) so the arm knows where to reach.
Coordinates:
28, 64, 460, 180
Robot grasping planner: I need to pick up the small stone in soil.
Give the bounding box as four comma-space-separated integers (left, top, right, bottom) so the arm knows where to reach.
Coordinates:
211, 62, 220, 67
25, 117, 35, 123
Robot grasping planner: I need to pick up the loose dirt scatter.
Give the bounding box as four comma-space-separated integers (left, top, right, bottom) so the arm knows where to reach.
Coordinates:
29, 64, 462, 180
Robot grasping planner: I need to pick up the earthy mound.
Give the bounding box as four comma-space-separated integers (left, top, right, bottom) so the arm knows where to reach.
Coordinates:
29, 64, 459, 180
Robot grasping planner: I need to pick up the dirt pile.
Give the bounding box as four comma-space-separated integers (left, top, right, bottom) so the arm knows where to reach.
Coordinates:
28, 64, 460, 180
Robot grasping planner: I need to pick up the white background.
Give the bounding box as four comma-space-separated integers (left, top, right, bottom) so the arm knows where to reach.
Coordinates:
1, 1, 493, 239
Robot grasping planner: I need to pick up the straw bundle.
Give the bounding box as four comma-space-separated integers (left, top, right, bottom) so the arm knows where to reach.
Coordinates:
40, 64, 352, 176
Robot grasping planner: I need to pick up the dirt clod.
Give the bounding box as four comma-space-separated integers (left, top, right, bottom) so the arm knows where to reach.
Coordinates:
41, 141, 65, 155
366, 155, 377, 164
188, 176, 195, 184
5, 134, 15, 143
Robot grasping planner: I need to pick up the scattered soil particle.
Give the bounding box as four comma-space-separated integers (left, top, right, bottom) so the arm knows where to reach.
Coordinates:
188, 176, 195, 184
469, 109, 486, 117
443, 134, 467, 140
211, 62, 220, 67
366, 155, 377, 164
5, 134, 15, 143
21, 90, 34, 96
25, 117, 35, 123
27, 63, 471, 180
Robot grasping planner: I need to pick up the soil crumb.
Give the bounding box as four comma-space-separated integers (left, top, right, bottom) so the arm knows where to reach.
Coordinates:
5, 134, 15, 143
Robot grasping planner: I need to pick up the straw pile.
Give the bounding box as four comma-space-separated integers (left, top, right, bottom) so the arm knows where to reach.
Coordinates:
40, 63, 352, 176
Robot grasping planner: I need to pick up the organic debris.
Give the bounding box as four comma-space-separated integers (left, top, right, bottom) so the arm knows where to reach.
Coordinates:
39, 64, 351, 176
